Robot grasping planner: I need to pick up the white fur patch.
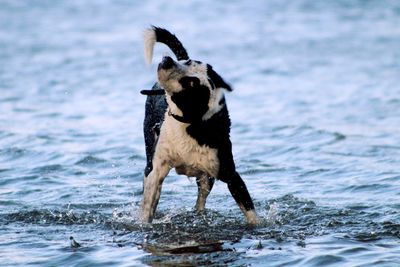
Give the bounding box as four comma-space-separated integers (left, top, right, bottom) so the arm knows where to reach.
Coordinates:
156, 114, 220, 178
143, 29, 156, 65
203, 89, 224, 120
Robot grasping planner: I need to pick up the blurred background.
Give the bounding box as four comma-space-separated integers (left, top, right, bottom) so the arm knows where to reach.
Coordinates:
1, 0, 399, 266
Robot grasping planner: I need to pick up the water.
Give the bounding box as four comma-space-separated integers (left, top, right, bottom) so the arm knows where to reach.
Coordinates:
1, 0, 399, 266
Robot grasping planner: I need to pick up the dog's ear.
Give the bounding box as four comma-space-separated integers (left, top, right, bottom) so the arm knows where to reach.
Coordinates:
207, 64, 232, 91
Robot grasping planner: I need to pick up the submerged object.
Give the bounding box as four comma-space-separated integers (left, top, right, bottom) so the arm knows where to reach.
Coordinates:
69, 236, 81, 248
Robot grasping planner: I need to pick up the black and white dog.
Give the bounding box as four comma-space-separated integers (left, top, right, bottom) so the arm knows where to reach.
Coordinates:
140, 27, 258, 225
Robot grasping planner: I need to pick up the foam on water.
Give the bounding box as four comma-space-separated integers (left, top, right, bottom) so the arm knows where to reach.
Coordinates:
1, 0, 400, 266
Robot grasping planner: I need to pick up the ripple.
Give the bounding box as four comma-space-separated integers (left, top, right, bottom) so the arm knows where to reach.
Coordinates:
3, 209, 109, 226
338, 246, 370, 256
2, 194, 400, 266
0, 168, 11, 173
0, 147, 30, 160
345, 183, 393, 193
31, 164, 64, 174
75, 155, 107, 165
303, 255, 346, 267
0, 175, 39, 186
2, 0, 400, 265
351, 231, 381, 242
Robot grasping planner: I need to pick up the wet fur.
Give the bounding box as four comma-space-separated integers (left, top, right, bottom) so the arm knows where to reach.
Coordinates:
141, 27, 257, 225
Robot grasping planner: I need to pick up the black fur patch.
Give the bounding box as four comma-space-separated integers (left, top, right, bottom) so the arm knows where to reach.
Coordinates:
186, 105, 255, 211
185, 105, 230, 149
143, 83, 168, 177
153, 26, 189, 61
207, 64, 232, 91
184, 105, 234, 182
171, 77, 210, 122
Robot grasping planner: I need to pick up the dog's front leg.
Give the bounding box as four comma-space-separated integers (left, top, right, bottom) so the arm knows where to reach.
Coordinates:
141, 157, 170, 223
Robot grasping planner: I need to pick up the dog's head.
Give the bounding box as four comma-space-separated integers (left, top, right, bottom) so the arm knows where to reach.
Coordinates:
158, 56, 232, 122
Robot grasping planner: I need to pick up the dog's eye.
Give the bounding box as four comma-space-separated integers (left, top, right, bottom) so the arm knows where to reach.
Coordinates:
184, 60, 192, 66
179, 76, 200, 88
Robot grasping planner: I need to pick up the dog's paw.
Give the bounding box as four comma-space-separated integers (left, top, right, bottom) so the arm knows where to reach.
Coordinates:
245, 210, 260, 226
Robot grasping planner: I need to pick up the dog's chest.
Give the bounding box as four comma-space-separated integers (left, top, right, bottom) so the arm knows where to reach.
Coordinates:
158, 116, 219, 177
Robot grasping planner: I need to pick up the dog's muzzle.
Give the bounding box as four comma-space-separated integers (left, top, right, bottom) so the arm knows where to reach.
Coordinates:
158, 56, 175, 70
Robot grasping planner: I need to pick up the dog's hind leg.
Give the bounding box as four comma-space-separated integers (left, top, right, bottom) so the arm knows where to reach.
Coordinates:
195, 175, 215, 212
219, 171, 258, 225
141, 157, 171, 223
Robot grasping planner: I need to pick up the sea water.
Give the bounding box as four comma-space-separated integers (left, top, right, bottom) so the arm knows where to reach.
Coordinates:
1, 0, 399, 266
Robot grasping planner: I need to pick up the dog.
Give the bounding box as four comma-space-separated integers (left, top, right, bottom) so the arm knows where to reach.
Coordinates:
140, 27, 258, 225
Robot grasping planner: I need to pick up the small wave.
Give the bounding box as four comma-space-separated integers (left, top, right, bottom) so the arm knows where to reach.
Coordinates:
269, 124, 346, 147
0, 147, 30, 160
350, 231, 381, 242
3, 209, 109, 226
344, 183, 393, 193
31, 164, 64, 174
303, 255, 346, 267
0, 175, 40, 187
75, 155, 107, 165
338, 246, 371, 255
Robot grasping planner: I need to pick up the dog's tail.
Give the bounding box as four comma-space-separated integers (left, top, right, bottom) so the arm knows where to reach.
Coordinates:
144, 26, 189, 65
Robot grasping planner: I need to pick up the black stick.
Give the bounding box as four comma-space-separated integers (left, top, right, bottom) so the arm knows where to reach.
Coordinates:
140, 89, 165, 96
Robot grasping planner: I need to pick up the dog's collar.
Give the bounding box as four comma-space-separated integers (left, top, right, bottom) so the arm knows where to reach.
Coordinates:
168, 109, 200, 124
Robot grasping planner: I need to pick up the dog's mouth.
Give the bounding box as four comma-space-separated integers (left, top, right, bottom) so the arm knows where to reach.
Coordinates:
158, 56, 176, 70
157, 56, 186, 93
